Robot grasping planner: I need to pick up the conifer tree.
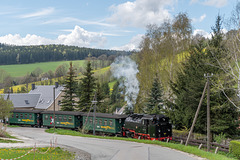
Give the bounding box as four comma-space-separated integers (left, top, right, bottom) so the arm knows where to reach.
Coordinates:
101, 82, 110, 98
170, 15, 239, 136
61, 62, 77, 111
96, 83, 106, 113
146, 77, 164, 114
78, 61, 96, 111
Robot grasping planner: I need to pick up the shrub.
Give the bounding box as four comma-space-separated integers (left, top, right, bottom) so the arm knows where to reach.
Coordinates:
214, 132, 226, 144
0, 122, 7, 137
229, 140, 240, 159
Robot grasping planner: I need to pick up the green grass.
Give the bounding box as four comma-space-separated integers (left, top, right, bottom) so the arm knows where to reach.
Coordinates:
0, 60, 85, 77
109, 80, 117, 90
0, 138, 21, 143
6, 125, 20, 128
0, 147, 74, 160
46, 128, 237, 160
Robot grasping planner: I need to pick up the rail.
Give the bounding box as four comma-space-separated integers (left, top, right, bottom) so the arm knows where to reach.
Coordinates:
172, 136, 229, 153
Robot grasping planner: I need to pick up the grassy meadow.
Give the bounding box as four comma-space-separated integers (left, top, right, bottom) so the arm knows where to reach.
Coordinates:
0, 147, 74, 160
0, 66, 111, 94
0, 60, 85, 78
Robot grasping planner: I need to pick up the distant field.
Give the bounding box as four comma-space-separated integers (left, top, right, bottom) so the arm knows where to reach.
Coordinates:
0, 60, 85, 77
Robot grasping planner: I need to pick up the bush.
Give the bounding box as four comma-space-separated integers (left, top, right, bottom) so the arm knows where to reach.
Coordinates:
0, 122, 7, 137
172, 129, 206, 140
214, 132, 226, 144
229, 140, 240, 159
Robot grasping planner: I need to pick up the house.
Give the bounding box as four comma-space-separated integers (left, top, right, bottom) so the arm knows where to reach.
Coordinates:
2, 83, 64, 111
3, 93, 41, 110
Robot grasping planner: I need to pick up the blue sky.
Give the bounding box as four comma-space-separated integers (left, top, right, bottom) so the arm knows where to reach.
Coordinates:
0, 0, 236, 50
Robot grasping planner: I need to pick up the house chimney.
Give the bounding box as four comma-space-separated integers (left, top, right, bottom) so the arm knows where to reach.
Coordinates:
32, 84, 35, 90
55, 82, 59, 88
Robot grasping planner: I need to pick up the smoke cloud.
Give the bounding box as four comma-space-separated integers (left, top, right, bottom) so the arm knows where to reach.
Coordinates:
110, 56, 139, 109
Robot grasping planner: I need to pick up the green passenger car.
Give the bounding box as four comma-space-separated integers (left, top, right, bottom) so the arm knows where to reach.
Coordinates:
9, 110, 42, 127
82, 113, 127, 134
42, 111, 83, 129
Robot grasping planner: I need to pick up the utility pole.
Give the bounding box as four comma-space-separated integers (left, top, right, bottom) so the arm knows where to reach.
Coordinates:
93, 101, 97, 135
92, 93, 97, 136
53, 87, 56, 133
185, 82, 208, 146
204, 73, 213, 152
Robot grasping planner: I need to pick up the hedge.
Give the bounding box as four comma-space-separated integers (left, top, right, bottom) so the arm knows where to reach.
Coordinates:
229, 140, 240, 159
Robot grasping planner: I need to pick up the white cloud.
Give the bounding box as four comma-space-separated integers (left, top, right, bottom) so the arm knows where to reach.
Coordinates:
43, 17, 114, 27
111, 34, 144, 51
199, 14, 206, 22
19, 7, 55, 18
193, 28, 228, 39
0, 26, 106, 48
107, 0, 175, 28
192, 14, 206, 23
193, 29, 211, 39
203, 0, 227, 8
190, 0, 227, 8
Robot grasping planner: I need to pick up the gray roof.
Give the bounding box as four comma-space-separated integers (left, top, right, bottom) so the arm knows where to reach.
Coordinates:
2, 93, 41, 108
29, 85, 64, 110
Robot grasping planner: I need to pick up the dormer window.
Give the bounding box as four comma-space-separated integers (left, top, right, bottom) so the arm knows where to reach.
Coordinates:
25, 100, 29, 104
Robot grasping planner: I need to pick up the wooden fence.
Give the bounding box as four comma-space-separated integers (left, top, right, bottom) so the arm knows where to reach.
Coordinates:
172, 136, 229, 153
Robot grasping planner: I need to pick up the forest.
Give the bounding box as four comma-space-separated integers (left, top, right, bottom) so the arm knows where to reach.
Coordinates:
0, 44, 129, 65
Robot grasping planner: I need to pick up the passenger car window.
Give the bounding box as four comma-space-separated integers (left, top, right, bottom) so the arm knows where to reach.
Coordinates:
68, 116, 72, 122
104, 120, 107, 125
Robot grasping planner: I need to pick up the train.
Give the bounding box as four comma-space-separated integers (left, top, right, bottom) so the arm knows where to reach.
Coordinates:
7, 109, 172, 141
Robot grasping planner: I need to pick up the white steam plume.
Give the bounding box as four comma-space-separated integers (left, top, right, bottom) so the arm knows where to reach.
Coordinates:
110, 56, 139, 109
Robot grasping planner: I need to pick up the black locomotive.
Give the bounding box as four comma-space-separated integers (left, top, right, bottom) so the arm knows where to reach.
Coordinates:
122, 114, 172, 141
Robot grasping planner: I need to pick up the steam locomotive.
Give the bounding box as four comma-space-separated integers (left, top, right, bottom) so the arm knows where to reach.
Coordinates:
8, 110, 172, 141
122, 114, 172, 141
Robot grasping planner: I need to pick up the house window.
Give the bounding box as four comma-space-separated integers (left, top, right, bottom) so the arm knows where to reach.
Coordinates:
58, 100, 61, 105
109, 120, 113, 126
68, 116, 72, 122
20, 114, 23, 118
89, 118, 93, 124
95, 119, 98, 124
85, 118, 88, 124
45, 115, 48, 120
104, 120, 107, 125
63, 116, 67, 121
99, 119, 102, 125
12, 114, 14, 118
16, 114, 18, 118
58, 116, 62, 121
29, 114, 32, 119
24, 114, 27, 119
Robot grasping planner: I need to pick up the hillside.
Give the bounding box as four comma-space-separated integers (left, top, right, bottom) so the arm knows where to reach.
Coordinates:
0, 44, 130, 65
0, 60, 85, 78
